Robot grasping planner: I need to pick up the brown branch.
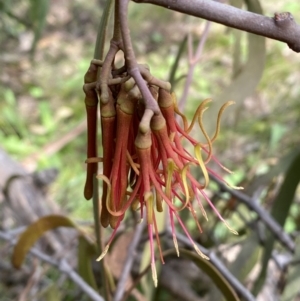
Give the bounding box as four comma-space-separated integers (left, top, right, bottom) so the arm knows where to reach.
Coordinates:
166, 230, 257, 301
118, 0, 160, 116
209, 173, 295, 252
132, 0, 300, 53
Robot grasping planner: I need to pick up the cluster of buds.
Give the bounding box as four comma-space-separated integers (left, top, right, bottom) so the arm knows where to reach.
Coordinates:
83, 59, 239, 286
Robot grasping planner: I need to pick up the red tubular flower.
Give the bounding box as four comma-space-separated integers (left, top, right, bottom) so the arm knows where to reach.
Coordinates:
83, 62, 99, 200
85, 75, 241, 286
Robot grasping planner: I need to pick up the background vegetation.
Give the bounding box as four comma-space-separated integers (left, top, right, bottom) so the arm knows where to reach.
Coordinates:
1, 0, 300, 300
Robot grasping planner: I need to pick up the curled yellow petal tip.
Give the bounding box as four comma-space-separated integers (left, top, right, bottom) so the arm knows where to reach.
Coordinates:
145, 191, 154, 224
151, 263, 158, 287
96, 244, 110, 261
173, 234, 180, 257
194, 144, 209, 189
224, 221, 239, 235
178, 163, 191, 211
194, 244, 210, 260
227, 183, 244, 190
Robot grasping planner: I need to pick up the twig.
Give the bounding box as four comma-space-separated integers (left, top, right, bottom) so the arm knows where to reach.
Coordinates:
112, 221, 145, 301
118, 0, 160, 116
167, 229, 256, 301
178, 21, 211, 112
0, 231, 105, 301
132, 0, 300, 53
209, 173, 295, 252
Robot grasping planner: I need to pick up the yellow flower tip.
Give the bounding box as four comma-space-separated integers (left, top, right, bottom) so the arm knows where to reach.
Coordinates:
145, 192, 154, 224
96, 244, 110, 261
131, 198, 140, 211
202, 210, 209, 222
173, 235, 180, 257
138, 218, 144, 224
222, 166, 234, 174
226, 100, 236, 106
194, 244, 210, 260
233, 186, 244, 190
166, 159, 177, 199
178, 163, 191, 211
226, 183, 244, 190
151, 263, 158, 287
169, 131, 176, 142
194, 144, 209, 188
230, 229, 239, 235
224, 221, 239, 235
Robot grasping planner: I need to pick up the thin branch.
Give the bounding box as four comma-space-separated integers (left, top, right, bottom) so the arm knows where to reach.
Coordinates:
209, 173, 295, 252
132, 0, 300, 53
0, 231, 105, 301
167, 230, 257, 301
178, 21, 211, 112
118, 0, 160, 116
113, 221, 145, 301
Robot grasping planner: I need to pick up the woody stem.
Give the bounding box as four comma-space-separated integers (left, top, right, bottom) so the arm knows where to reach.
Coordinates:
118, 0, 160, 117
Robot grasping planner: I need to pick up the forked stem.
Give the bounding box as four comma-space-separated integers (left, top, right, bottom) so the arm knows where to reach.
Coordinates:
118, 0, 161, 119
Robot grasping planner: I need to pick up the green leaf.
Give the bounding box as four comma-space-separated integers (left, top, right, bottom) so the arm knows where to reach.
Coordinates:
164, 249, 240, 301
12, 215, 76, 269
229, 231, 262, 282
247, 147, 300, 192
280, 237, 300, 301
269, 123, 287, 153
252, 150, 300, 295
168, 34, 187, 90
39, 100, 55, 133
94, 0, 114, 60
29, 0, 49, 56
204, 0, 265, 134
78, 235, 98, 291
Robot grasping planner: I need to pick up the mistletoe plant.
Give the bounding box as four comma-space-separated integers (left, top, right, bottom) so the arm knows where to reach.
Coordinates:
83, 0, 243, 286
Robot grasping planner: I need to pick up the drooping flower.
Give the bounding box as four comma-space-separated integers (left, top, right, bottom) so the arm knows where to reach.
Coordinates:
84, 62, 240, 286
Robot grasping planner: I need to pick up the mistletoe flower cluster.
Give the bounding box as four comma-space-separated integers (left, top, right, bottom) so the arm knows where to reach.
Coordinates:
83, 60, 239, 286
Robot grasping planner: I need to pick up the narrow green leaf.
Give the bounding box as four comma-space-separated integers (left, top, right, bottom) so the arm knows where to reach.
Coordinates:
253, 151, 300, 295
94, 0, 114, 60
29, 0, 49, 56
246, 147, 300, 192
229, 231, 262, 281
164, 249, 240, 301
12, 215, 76, 268
168, 34, 187, 90
78, 235, 98, 290
269, 123, 287, 153
280, 237, 300, 301
204, 0, 265, 134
